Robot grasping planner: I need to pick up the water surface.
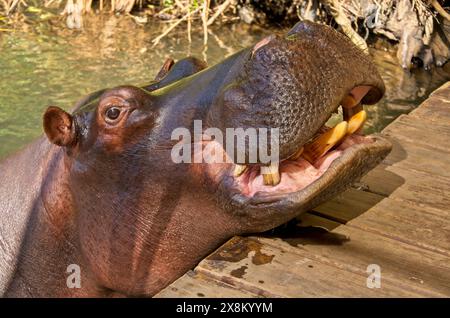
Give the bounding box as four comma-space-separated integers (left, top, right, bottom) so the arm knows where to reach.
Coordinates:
0, 16, 448, 159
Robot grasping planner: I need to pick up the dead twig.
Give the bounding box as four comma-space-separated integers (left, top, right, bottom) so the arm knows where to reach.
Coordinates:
44, 0, 58, 7
6, 0, 20, 15
152, 6, 201, 48
430, 0, 450, 21
187, 0, 192, 43
202, 0, 210, 45
207, 0, 233, 26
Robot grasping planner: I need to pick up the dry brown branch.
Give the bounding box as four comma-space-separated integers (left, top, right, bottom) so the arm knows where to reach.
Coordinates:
207, 0, 233, 26
151, 6, 201, 48
202, 0, 210, 45
187, 0, 192, 43
6, 0, 20, 15
44, 0, 58, 7
430, 0, 450, 21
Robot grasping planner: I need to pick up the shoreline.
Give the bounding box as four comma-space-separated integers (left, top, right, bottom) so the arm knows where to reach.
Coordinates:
1, 1, 449, 70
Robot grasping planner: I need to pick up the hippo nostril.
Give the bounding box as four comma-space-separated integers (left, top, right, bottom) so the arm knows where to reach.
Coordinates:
252, 35, 275, 57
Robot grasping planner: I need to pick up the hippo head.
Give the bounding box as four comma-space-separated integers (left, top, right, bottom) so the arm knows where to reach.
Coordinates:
42, 21, 391, 296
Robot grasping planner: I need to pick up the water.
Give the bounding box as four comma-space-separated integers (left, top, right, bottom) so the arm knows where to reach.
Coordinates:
0, 16, 449, 159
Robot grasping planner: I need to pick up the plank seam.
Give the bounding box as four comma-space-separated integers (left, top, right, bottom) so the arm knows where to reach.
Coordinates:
194, 266, 284, 298
386, 196, 450, 218
308, 209, 348, 224
383, 131, 450, 154
382, 157, 450, 181
380, 163, 450, 184
346, 222, 450, 257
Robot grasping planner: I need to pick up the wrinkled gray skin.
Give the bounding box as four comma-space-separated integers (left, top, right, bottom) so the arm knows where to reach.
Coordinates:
0, 21, 391, 297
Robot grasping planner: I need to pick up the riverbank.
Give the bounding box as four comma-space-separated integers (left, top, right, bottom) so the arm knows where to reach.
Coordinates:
1, 1, 449, 70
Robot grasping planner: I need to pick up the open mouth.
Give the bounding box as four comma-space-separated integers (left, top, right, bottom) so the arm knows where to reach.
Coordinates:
231, 104, 381, 200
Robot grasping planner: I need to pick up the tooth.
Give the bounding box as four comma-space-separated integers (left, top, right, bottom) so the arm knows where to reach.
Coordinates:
343, 104, 364, 121
303, 121, 348, 163
233, 164, 248, 177
261, 163, 280, 186
288, 147, 304, 160
347, 110, 367, 134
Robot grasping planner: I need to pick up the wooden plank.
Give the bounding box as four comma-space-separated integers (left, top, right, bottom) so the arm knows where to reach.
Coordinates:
263, 213, 450, 297
360, 163, 450, 215
196, 236, 427, 297
394, 113, 450, 133
382, 137, 450, 178
409, 97, 450, 123
315, 196, 450, 256
410, 105, 450, 123
409, 82, 450, 122
382, 114, 450, 153
154, 270, 258, 298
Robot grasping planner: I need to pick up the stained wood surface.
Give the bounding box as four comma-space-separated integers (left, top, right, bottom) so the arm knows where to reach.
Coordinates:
156, 81, 450, 298
154, 271, 257, 298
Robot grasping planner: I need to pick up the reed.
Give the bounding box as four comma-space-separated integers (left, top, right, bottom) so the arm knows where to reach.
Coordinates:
0, 1, 231, 48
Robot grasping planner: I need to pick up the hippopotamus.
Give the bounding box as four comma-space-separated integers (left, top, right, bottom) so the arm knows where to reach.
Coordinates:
0, 21, 391, 297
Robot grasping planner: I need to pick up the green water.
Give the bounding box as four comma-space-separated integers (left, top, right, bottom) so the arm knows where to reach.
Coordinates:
0, 16, 449, 159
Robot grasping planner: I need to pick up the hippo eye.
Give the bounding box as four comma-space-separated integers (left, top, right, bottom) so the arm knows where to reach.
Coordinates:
105, 107, 121, 122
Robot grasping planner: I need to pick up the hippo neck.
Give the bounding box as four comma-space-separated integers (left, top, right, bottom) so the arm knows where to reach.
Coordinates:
0, 140, 99, 297
152, 48, 251, 124
0, 138, 50, 295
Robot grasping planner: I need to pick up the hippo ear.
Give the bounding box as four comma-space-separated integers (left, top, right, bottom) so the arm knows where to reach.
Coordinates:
43, 106, 77, 147
154, 58, 175, 81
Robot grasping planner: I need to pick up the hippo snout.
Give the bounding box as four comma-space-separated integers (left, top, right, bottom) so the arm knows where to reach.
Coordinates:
202, 21, 391, 230
208, 21, 385, 164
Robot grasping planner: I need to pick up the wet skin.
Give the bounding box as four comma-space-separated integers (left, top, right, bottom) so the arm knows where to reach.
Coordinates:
0, 21, 391, 297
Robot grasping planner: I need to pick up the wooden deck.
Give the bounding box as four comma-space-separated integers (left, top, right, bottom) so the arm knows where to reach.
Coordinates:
156, 82, 450, 298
